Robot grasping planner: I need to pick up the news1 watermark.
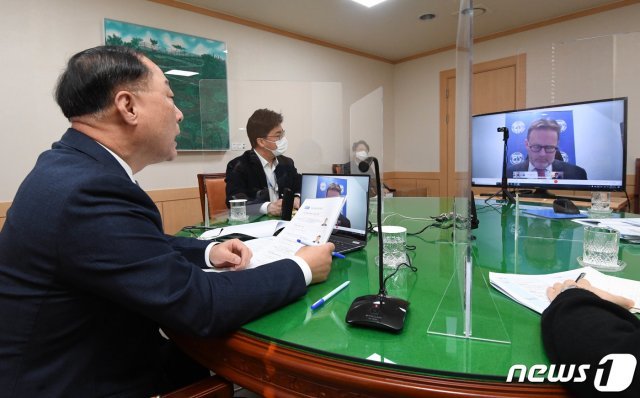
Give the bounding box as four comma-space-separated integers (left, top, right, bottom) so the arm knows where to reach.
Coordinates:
506, 354, 637, 392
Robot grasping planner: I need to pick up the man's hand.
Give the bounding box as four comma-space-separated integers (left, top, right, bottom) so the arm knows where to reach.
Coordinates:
295, 243, 335, 284
547, 278, 635, 309
209, 239, 252, 270
267, 199, 283, 216
293, 196, 301, 209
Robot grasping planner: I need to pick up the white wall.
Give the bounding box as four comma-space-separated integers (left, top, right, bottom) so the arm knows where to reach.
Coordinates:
3, 1, 640, 202
393, 3, 640, 174
0, 0, 394, 201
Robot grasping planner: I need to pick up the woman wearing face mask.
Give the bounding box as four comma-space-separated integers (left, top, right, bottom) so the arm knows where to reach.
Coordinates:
225, 109, 302, 216
339, 140, 392, 197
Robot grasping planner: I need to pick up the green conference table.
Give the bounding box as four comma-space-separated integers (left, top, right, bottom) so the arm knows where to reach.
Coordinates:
171, 197, 640, 397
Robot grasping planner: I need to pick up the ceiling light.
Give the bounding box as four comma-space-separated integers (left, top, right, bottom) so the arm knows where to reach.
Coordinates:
351, 0, 388, 8
460, 6, 487, 16
165, 70, 199, 77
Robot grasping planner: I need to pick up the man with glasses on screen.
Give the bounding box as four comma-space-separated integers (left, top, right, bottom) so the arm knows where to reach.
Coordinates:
507, 118, 587, 180
226, 108, 302, 216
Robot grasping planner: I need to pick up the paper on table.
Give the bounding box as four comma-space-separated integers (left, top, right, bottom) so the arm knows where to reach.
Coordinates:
573, 217, 640, 237
198, 219, 288, 240
203, 236, 303, 272
203, 197, 346, 273
490, 267, 640, 314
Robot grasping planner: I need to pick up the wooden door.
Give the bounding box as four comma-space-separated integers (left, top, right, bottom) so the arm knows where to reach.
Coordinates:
440, 54, 526, 196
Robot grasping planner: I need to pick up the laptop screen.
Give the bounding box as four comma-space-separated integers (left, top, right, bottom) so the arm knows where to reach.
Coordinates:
300, 174, 370, 236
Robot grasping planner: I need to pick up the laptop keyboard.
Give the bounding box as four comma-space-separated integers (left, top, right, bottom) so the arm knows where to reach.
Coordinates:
329, 235, 366, 253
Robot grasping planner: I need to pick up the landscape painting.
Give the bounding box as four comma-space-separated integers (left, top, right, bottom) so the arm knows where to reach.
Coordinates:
105, 19, 229, 150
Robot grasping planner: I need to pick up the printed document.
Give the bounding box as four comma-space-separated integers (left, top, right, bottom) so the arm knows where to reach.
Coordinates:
204, 196, 345, 272
490, 267, 640, 314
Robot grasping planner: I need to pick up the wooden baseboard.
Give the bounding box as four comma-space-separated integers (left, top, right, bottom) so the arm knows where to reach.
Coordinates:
0, 187, 203, 234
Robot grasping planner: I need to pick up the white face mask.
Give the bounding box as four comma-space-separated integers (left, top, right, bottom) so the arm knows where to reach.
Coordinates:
355, 150, 369, 161
267, 136, 288, 157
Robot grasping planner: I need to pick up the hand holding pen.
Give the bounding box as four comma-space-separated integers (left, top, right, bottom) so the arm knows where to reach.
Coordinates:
297, 239, 345, 258
547, 272, 636, 310
294, 242, 335, 284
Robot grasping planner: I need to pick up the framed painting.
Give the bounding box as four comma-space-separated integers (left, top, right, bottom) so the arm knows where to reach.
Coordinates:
105, 19, 229, 150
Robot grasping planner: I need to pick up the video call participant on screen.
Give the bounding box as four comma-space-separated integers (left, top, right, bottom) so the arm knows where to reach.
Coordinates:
506, 118, 588, 180
226, 108, 301, 216
0, 46, 334, 398
542, 279, 639, 397
325, 183, 351, 228
339, 140, 391, 197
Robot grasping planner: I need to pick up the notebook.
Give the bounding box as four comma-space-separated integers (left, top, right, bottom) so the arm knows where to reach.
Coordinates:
300, 173, 371, 253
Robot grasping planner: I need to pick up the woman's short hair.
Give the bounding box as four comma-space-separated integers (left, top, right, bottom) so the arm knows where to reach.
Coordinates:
351, 140, 370, 152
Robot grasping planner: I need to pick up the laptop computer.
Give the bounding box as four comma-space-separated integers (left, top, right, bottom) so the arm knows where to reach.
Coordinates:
300, 173, 371, 253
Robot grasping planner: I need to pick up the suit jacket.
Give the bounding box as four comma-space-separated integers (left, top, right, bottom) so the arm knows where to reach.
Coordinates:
0, 129, 307, 397
225, 150, 301, 207
506, 159, 588, 180
542, 288, 640, 397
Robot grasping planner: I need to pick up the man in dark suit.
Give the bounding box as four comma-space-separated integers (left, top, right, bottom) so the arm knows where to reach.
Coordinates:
225, 109, 301, 216
325, 183, 351, 228
506, 118, 588, 180
0, 46, 334, 398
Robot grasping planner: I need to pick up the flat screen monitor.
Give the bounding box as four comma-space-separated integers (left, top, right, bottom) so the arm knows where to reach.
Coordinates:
471, 97, 627, 195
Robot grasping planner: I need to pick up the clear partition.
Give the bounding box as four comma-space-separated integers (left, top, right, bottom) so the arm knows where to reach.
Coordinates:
427, 0, 510, 344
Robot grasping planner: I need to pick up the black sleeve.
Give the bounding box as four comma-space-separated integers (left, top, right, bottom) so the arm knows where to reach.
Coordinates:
225, 156, 268, 206
541, 288, 640, 397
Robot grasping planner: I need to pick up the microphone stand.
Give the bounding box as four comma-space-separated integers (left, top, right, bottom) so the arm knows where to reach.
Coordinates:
487, 127, 515, 204
345, 157, 409, 333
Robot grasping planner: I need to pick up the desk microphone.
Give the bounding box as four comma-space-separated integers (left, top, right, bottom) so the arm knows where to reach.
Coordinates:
345, 156, 409, 333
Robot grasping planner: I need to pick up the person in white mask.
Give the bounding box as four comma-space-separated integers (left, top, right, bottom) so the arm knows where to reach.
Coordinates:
226, 109, 301, 216
339, 140, 392, 197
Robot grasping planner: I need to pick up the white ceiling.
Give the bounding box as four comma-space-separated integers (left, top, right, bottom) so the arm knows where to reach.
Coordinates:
177, 0, 624, 62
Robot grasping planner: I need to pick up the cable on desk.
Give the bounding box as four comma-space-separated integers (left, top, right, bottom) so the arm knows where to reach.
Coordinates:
382, 251, 417, 289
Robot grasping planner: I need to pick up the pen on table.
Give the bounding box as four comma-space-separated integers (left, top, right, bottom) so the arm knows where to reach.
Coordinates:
297, 239, 345, 258
311, 281, 350, 310
575, 272, 586, 282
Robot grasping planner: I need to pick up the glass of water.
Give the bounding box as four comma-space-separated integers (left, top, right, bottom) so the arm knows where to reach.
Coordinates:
228, 199, 248, 223
377, 226, 407, 268
590, 191, 611, 214
581, 226, 623, 271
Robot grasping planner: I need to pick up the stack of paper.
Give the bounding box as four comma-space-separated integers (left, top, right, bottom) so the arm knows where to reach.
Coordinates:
490, 267, 640, 314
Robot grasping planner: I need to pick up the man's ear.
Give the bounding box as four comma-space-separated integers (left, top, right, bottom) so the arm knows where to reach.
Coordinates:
114, 90, 138, 125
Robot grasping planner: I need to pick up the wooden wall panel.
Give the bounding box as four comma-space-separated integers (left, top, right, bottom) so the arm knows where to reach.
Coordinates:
0, 175, 636, 235
147, 187, 203, 234
0, 202, 10, 232
161, 198, 203, 235
384, 172, 440, 197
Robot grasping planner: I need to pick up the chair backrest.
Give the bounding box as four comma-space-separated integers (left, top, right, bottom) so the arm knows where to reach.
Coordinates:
197, 173, 227, 220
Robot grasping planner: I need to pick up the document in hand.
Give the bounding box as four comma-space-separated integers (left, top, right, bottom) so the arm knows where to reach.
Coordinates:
489, 267, 640, 314
204, 196, 346, 272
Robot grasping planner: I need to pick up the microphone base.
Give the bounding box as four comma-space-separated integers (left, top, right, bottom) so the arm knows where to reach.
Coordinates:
345, 294, 409, 333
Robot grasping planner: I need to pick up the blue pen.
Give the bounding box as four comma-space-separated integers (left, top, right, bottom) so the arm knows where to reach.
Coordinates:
297, 239, 345, 258
311, 281, 350, 310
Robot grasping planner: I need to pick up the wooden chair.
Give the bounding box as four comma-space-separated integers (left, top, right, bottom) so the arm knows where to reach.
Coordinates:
197, 173, 227, 221
160, 375, 233, 398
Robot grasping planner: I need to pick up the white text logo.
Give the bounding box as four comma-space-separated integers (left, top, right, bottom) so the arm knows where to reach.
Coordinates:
507, 354, 636, 392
